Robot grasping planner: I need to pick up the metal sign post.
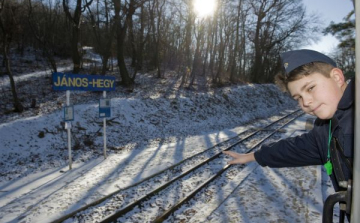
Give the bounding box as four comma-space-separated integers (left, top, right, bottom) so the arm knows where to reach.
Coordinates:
52, 72, 116, 166
99, 93, 111, 159
66, 90, 72, 170
103, 91, 107, 159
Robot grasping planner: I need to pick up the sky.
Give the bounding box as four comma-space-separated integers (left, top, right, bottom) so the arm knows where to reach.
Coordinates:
302, 0, 354, 54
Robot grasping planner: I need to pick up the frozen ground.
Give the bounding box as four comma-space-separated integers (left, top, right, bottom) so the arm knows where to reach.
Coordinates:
0, 51, 338, 222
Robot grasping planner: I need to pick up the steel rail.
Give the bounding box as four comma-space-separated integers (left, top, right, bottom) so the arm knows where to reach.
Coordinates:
99, 111, 303, 223
51, 109, 302, 223
152, 111, 303, 222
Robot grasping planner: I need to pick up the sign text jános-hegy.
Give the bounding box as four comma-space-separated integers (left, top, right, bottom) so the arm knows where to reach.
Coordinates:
52, 72, 115, 91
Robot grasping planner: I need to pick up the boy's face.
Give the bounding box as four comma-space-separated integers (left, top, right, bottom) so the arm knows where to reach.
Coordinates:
287, 69, 346, 120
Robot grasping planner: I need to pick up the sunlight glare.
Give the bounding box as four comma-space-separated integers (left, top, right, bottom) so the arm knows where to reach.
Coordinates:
193, 0, 216, 18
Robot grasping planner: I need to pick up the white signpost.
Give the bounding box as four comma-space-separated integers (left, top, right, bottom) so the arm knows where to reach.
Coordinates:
52, 72, 116, 170
64, 91, 73, 169
99, 92, 111, 158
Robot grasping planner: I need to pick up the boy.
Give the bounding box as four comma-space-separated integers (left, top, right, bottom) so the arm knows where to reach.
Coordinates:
223, 49, 354, 219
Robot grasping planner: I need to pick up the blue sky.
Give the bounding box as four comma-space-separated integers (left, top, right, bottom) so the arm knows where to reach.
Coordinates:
302, 0, 354, 53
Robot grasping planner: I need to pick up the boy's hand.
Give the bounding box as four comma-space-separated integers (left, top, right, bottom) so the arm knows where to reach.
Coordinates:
222, 151, 255, 165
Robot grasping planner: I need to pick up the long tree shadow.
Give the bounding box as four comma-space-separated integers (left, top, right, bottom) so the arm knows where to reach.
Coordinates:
223, 165, 324, 222
0, 157, 106, 222
131, 137, 170, 184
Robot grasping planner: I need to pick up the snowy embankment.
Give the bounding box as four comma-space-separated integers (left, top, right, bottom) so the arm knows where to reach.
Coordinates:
0, 81, 297, 183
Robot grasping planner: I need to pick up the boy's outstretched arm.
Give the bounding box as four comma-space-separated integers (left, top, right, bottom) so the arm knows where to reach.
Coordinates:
223, 151, 255, 165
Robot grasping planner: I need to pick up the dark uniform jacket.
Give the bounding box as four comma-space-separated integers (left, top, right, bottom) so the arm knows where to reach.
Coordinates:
254, 79, 354, 191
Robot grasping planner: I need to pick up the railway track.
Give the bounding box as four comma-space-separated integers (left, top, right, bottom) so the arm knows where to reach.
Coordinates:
52, 109, 304, 223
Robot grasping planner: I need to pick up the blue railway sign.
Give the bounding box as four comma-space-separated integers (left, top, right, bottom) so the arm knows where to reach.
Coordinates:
99, 98, 111, 118
52, 72, 116, 91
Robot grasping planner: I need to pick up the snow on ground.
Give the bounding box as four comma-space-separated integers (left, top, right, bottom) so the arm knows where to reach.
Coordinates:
0, 51, 337, 222
205, 115, 331, 223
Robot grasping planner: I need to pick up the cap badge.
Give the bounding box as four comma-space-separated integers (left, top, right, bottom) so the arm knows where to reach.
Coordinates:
284, 62, 288, 69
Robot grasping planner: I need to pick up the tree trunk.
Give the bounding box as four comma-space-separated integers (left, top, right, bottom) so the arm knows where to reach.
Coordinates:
209, 12, 218, 82
137, 5, 145, 70
230, 0, 243, 83
2, 35, 23, 112
117, 24, 132, 85
71, 25, 81, 73
0, 1, 23, 112
63, 0, 93, 74
113, 0, 134, 86
251, 12, 263, 83
189, 22, 204, 87
180, 6, 194, 87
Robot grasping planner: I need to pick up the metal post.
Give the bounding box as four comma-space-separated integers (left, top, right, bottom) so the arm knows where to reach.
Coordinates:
66, 90, 72, 170
103, 91, 107, 159
323, 191, 347, 223
351, 0, 360, 221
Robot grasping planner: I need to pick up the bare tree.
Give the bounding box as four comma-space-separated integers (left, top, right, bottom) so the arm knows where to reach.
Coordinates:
206, 2, 221, 85
63, 0, 93, 73
85, 0, 115, 74
112, 0, 150, 86
248, 0, 318, 83
0, 0, 324, 95
213, 1, 233, 85
27, 0, 64, 73
134, 4, 147, 70
249, 0, 278, 83
178, 0, 195, 87
229, 0, 249, 83
0, 0, 23, 112
148, 0, 166, 78
188, 19, 205, 87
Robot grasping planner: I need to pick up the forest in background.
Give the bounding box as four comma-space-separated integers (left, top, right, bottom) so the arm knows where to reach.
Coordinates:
0, 0, 356, 113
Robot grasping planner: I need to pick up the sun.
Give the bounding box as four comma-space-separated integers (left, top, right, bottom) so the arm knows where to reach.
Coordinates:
193, 0, 216, 18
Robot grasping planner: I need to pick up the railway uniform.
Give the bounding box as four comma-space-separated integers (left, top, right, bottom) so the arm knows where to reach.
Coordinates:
223, 49, 354, 221
253, 50, 354, 222
254, 78, 354, 192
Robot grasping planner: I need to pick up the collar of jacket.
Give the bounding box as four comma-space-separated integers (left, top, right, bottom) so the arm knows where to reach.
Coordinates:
337, 78, 354, 110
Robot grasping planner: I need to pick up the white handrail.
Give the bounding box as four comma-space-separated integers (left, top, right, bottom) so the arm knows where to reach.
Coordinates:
351, 0, 359, 221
